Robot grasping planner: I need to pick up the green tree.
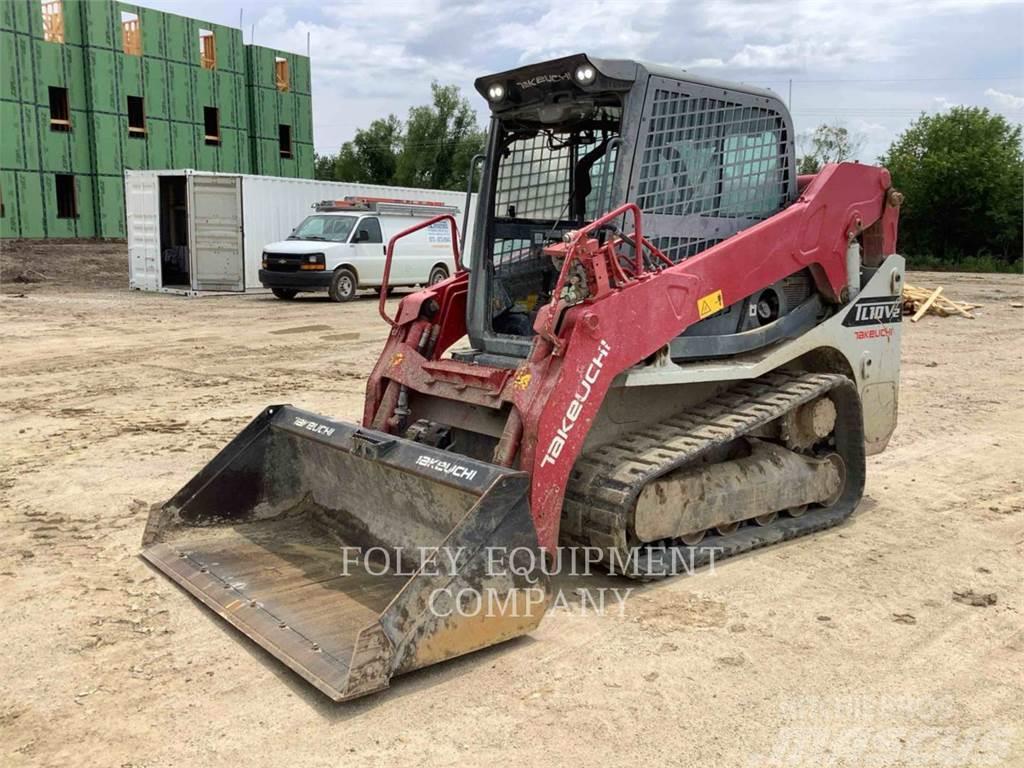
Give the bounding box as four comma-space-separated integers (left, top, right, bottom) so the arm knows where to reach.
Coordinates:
314, 83, 485, 191
395, 83, 486, 190
313, 151, 336, 179
797, 123, 865, 174
880, 107, 1023, 264
315, 115, 403, 184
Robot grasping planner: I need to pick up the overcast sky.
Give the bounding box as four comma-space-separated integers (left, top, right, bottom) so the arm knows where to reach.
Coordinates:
141, 0, 1023, 161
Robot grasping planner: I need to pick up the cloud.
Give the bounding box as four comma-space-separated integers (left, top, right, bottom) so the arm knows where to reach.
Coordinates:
133, 0, 1024, 162
684, 40, 892, 73
491, 0, 672, 64
679, 0, 1020, 78
985, 88, 1024, 110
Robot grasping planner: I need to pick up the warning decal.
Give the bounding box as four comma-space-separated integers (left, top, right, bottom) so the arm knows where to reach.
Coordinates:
697, 289, 724, 319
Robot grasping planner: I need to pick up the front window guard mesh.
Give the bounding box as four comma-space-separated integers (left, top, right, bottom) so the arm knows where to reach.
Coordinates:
493, 132, 619, 222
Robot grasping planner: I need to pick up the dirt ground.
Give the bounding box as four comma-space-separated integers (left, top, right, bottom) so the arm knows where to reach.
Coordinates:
1, 241, 1023, 767
0, 239, 129, 291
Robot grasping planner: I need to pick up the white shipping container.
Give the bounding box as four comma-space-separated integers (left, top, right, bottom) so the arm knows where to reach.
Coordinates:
125, 169, 476, 294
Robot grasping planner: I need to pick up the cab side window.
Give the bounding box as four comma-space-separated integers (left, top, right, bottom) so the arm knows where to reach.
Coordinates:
354, 217, 383, 243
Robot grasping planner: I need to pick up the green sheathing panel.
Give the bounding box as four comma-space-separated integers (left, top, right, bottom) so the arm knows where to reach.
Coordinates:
1, 171, 46, 238
245, 44, 313, 179
1, 0, 97, 237
0, 170, 20, 238
2, 1, 312, 239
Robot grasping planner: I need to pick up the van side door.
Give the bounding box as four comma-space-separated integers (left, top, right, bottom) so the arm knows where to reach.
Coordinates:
351, 216, 385, 285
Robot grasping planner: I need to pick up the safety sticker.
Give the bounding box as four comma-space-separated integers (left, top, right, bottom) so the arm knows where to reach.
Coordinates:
697, 289, 724, 319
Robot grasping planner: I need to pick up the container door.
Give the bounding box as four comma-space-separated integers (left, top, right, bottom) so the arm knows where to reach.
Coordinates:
125, 172, 160, 291
190, 175, 244, 291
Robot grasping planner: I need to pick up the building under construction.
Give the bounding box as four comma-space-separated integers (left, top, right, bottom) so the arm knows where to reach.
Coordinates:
1, 0, 314, 239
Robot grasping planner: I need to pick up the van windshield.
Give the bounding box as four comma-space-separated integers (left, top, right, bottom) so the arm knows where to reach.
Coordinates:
289, 215, 357, 242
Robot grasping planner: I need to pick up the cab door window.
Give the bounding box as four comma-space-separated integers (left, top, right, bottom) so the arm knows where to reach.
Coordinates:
353, 217, 383, 244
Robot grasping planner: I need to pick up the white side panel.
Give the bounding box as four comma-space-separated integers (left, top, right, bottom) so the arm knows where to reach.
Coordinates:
190, 175, 244, 291
374, 217, 456, 285
125, 171, 161, 291
613, 255, 905, 452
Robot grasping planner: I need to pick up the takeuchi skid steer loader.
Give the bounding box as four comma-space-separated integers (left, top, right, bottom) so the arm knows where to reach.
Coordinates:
142, 54, 904, 701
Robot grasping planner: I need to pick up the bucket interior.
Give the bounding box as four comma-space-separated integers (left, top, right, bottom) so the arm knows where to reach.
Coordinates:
141, 405, 539, 700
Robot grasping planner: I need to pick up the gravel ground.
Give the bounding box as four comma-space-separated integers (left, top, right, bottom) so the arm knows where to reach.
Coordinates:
1, 239, 1022, 767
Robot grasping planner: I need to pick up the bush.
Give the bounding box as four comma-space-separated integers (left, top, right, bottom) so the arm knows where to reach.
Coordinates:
880, 108, 1023, 270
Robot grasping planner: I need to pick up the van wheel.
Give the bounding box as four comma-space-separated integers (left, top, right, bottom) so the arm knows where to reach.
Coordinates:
428, 265, 449, 286
329, 268, 358, 302
272, 288, 298, 300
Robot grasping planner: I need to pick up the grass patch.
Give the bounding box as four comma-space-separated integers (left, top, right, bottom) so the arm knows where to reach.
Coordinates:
904, 254, 1022, 274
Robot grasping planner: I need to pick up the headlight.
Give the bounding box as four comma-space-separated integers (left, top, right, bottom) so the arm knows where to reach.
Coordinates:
261, 252, 267, 268
487, 83, 505, 102
299, 253, 325, 271
574, 65, 596, 85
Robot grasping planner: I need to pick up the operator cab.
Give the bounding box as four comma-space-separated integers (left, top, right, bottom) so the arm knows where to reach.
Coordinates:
464, 54, 798, 363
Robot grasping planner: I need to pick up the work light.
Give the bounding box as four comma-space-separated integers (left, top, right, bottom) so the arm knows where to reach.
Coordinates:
574, 65, 596, 85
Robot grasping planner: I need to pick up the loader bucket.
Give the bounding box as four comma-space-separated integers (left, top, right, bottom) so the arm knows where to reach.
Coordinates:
141, 405, 549, 701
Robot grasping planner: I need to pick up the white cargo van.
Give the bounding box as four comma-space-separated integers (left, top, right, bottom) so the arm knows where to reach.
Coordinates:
259, 197, 460, 301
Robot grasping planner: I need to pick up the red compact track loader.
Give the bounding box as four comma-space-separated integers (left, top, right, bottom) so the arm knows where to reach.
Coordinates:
142, 54, 904, 701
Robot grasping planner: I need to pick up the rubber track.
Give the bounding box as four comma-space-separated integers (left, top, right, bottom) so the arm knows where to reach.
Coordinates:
561, 371, 866, 579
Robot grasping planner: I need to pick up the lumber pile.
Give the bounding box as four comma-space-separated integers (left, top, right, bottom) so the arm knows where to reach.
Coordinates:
902, 284, 979, 321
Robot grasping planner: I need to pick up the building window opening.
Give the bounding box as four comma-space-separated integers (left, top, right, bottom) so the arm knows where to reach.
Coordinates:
279, 124, 292, 158
55, 174, 77, 218
199, 29, 216, 69
127, 96, 146, 136
42, 1, 64, 44
275, 57, 289, 91
121, 11, 141, 56
204, 107, 220, 145
49, 86, 71, 131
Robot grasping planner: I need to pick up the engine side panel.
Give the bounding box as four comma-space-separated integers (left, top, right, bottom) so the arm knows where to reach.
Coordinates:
605, 254, 904, 454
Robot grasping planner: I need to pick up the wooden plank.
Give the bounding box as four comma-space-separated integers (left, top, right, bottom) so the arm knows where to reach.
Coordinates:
911, 286, 943, 322
904, 285, 975, 319
942, 297, 975, 319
